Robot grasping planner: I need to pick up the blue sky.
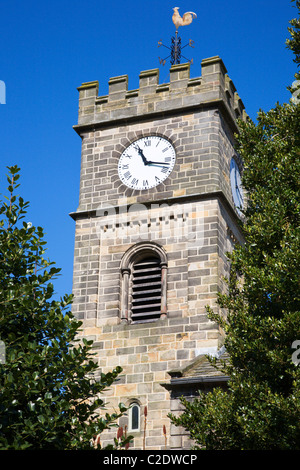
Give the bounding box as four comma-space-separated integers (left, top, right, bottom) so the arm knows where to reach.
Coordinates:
0, 0, 298, 301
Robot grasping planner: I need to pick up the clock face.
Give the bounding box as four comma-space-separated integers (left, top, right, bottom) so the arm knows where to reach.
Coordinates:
230, 157, 244, 214
118, 136, 176, 190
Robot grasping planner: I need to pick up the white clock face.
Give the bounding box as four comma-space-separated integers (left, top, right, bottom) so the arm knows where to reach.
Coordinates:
118, 136, 176, 190
230, 157, 244, 214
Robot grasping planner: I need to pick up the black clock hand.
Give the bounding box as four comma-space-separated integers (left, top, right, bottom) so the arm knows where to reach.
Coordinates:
234, 169, 238, 190
237, 186, 244, 203
233, 170, 242, 203
134, 145, 148, 165
235, 183, 244, 209
147, 161, 169, 166
235, 170, 243, 202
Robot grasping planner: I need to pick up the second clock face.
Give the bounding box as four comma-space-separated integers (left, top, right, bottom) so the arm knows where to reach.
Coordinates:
230, 157, 244, 215
118, 136, 176, 190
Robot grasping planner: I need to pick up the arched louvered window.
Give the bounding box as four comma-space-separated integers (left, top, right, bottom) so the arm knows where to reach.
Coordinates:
130, 255, 162, 323
120, 242, 167, 324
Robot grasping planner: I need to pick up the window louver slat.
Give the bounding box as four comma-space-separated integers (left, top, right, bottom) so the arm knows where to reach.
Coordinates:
130, 256, 162, 323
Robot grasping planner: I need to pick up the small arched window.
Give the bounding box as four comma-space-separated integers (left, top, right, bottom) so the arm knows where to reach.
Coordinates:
120, 242, 167, 324
129, 403, 140, 432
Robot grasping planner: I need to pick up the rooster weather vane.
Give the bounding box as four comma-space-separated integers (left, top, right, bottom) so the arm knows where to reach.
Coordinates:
158, 7, 197, 66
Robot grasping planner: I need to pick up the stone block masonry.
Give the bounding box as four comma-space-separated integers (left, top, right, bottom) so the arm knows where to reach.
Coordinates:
71, 56, 246, 450
75, 57, 247, 131
73, 57, 247, 216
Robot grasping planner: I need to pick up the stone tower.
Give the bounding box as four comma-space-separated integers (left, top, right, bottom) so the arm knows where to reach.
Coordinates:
70, 57, 246, 449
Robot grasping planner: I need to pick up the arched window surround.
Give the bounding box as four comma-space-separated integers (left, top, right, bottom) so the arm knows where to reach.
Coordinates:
120, 242, 168, 324
129, 401, 140, 432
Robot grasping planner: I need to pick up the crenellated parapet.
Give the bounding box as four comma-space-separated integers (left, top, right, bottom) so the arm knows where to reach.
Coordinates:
74, 56, 247, 133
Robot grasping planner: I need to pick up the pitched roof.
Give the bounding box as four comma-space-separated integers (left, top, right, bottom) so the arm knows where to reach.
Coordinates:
166, 348, 230, 387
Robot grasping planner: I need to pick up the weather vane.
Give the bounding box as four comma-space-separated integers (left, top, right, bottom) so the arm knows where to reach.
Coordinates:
158, 7, 197, 66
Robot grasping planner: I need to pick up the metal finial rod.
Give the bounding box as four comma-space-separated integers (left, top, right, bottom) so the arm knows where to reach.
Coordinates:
159, 32, 194, 66
158, 7, 197, 66
174, 30, 179, 64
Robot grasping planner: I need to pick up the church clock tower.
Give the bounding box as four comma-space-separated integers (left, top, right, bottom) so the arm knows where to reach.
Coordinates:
70, 56, 247, 449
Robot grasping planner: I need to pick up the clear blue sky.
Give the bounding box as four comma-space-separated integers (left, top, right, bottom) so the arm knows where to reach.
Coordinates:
0, 0, 297, 301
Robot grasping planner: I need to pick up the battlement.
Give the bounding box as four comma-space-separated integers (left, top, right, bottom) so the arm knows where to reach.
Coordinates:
74, 56, 247, 132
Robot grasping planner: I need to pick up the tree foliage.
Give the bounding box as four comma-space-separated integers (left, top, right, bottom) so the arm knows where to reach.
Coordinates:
169, 2, 300, 449
287, 0, 300, 83
0, 166, 131, 449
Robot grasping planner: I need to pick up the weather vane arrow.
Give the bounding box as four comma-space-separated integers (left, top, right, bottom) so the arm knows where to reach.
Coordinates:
158, 7, 197, 66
